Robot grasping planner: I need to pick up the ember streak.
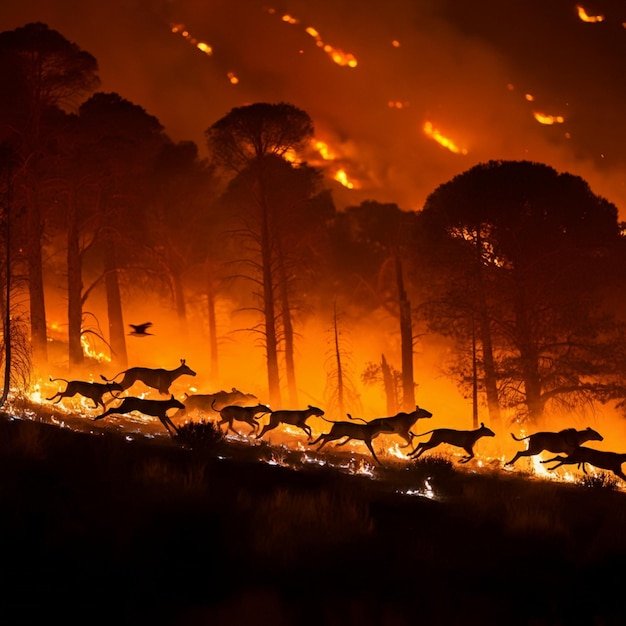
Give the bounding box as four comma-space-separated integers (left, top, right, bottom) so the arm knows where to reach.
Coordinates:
4, 0, 626, 214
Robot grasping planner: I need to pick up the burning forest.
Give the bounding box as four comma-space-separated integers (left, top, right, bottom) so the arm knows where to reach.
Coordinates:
2, 3, 626, 623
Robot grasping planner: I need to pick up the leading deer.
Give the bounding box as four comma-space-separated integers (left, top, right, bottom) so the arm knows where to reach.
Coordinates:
506, 427, 603, 466
101, 359, 196, 395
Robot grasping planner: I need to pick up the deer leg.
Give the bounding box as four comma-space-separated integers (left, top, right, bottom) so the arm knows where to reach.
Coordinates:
93, 406, 121, 421
364, 439, 382, 464
256, 422, 277, 439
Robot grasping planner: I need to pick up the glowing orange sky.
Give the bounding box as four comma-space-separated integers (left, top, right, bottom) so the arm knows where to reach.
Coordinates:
5, 1, 626, 450
3, 0, 626, 215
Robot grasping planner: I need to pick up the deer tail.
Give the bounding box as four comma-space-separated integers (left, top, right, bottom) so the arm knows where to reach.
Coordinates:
411, 429, 435, 438
510, 433, 529, 441
101, 370, 123, 382
347, 413, 367, 423
49, 376, 69, 383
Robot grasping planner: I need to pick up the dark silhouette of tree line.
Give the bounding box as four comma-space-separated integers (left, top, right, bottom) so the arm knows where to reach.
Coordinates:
2, 22, 626, 427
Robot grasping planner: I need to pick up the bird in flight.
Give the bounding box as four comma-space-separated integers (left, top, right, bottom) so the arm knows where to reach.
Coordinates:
129, 322, 153, 336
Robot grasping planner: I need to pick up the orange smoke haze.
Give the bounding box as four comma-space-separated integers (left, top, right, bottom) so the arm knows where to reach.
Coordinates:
5, 0, 626, 462
3, 0, 626, 214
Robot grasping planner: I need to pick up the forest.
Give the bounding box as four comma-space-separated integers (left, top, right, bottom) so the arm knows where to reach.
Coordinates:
6, 19, 626, 626
3, 21, 626, 452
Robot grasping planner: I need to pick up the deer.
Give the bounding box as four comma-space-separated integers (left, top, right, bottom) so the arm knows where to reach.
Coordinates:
541, 446, 626, 481
93, 394, 185, 437
101, 359, 196, 395
256, 405, 325, 440
46, 377, 124, 410
309, 417, 396, 465
215, 402, 271, 436
506, 427, 603, 466
172, 388, 259, 420
408, 422, 496, 463
349, 405, 433, 448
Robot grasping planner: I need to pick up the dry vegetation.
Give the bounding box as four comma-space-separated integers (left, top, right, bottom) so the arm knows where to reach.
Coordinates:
2, 406, 626, 625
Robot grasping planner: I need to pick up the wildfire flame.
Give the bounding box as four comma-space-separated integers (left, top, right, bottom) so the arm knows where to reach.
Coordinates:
171, 23, 213, 55
576, 5, 604, 23
533, 112, 565, 125
267, 7, 358, 68
423, 121, 468, 155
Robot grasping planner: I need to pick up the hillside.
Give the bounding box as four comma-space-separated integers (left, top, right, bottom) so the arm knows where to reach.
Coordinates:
1, 407, 626, 625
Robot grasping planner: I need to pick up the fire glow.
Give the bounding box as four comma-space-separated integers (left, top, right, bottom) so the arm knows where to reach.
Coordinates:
423, 121, 468, 155
267, 7, 358, 68
576, 5, 604, 23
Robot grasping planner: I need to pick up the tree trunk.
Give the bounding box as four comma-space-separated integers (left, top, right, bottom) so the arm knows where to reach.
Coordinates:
104, 242, 127, 369
475, 233, 501, 429
277, 240, 298, 406
258, 171, 281, 408
395, 255, 415, 411
1, 176, 12, 405
381, 354, 397, 415
205, 258, 219, 383
67, 187, 84, 371
171, 271, 188, 338
333, 302, 345, 418
27, 187, 48, 371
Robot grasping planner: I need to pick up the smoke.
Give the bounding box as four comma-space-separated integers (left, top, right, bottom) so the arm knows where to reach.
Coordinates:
4, 0, 625, 213
5, 1, 626, 441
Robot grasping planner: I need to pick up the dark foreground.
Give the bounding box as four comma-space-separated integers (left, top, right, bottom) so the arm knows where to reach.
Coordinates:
1, 409, 626, 626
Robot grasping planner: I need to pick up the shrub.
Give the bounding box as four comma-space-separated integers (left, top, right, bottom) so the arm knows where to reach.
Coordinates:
576, 471, 621, 491
175, 419, 225, 451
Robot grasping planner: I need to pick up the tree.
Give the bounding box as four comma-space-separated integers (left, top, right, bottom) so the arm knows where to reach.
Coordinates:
329, 201, 419, 411
206, 103, 316, 408
0, 22, 100, 371
64, 92, 167, 368
418, 160, 626, 425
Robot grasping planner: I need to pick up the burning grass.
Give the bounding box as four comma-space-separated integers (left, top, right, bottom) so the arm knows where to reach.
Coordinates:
2, 409, 626, 624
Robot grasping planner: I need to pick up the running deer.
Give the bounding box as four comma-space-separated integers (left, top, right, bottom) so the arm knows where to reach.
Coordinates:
350, 405, 433, 448
309, 418, 396, 465
93, 395, 185, 436
215, 402, 271, 436
541, 446, 626, 481
506, 427, 603, 466
46, 377, 123, 410
408, 422, 496, 463
101, 359, 196, 395
256, 405, 325, 440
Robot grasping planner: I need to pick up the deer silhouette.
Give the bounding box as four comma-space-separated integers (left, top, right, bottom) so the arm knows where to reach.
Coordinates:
101, 359, 196, 395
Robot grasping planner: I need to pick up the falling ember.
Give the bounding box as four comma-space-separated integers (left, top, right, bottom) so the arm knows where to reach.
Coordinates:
423, 121, 468, 155
388, 101, 409, 109
533, 112, 565, 125
525, 93, 535, 102
269, 8, 358, 68
576, 5, 604, 23
227, 72, 239, 85
314, 139, 336, 160
334, 169, 355, 189
170, 23, 213, 56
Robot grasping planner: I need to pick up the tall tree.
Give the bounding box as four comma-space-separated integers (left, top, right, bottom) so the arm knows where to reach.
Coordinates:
205, 102, 316, 408
418, 160, 626, 425
68, 92, 166, 368
0, 22, 100, 372
329, 201, 418, 411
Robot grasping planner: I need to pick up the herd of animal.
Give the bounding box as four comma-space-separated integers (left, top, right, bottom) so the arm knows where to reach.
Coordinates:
44, 360, 626, 481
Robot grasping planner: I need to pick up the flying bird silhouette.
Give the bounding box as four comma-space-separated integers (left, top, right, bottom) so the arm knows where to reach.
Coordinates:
129, 322, 153, 336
